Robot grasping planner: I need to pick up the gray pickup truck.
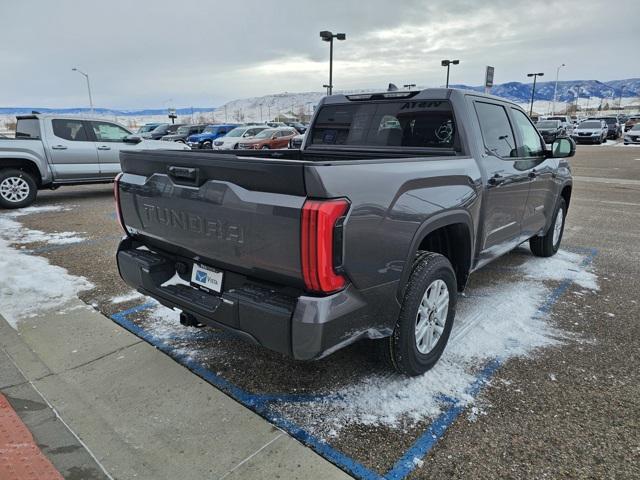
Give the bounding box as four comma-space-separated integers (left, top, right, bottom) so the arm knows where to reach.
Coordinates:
0, 114, 189, 209
115, 88, 575, 376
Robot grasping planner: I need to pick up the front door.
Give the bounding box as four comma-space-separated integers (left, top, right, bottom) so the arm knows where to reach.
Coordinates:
473, 101, 531, 262
89, 120, 134, 179
46, 119, 99, 181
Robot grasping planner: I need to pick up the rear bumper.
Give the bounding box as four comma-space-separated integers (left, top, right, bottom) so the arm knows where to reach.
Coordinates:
116, 238, 392, 360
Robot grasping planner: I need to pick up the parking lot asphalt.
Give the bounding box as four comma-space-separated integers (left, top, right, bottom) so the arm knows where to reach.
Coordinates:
4, 144, 640, 479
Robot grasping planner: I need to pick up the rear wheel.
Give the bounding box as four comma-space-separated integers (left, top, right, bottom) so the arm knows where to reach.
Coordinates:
0, 169, 37, 209
202, 141, 212, 149
379, 252, 457, 376
530, 197, 566, 257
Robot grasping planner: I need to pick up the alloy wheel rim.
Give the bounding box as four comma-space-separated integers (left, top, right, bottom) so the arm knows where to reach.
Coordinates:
0, 177, 30, 203
553, 207, 564, 246
415, 279, 449, 354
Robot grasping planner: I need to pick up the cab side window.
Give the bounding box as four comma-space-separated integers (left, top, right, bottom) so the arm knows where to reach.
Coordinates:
52, 119, 90, 141
474, 102, 516, 158
91, 121, 130, 142
510, 108, 544, 158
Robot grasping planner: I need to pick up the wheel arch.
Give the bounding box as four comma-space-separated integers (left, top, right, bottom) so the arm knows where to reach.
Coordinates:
0, 158, 44, 187
397, 210, 475, 300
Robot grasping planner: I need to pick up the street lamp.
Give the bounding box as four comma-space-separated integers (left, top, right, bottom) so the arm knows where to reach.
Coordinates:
552, 64, 565, 115
72, 67, 94, 114
527, 72, 544, 116
320, 31, 346, 95
404, 83, 416, 90
441, 59, 459, 88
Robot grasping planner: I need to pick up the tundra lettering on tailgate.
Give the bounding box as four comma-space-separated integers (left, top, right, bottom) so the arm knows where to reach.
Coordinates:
142, 204, 244, 244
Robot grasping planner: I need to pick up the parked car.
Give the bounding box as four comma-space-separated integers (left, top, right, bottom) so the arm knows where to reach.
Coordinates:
136, 123, 164, 135
186, 124, 239, 149
0, 114, 189, 208
536, 119, 565, 144
212, 125, 269, 150
587, 116, 621, 139
115, 88, 575, 376
623, 123, 640, 145
545, 115, 573, 134
237, 127, 298, 149
288, 133, 305, 149
624, 115, 640, 132
142, 123, 185, 140
284, 122, 307, 134
161, 124, 207, 143
571, 120, 608, 144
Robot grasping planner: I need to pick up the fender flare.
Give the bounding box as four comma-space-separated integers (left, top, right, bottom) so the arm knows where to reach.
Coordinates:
396, 209, 475, 301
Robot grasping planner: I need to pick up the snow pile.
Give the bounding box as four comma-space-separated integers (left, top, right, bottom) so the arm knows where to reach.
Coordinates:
111, 290, 144, 304
0, 207, 94, 328
298, 250, 598, 434
0, 205, 86, 245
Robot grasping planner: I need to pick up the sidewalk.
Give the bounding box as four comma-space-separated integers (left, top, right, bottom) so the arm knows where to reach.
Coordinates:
0, 301, 351, 480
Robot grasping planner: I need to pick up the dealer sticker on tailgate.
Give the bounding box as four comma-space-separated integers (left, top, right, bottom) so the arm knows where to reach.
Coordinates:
190, 263, 223, 292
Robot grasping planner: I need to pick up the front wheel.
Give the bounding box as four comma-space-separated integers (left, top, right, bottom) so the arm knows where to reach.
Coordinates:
202, 141, 212, 149
530, 197, 566, 257
0, 169, 37, 209
379, 252, 457, 376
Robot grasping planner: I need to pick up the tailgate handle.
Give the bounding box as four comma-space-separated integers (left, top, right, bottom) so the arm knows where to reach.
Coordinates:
168, 166, 198, 181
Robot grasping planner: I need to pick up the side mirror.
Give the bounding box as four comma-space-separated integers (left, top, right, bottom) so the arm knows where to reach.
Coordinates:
123, 135, 142, 144
549, 137, 575, 158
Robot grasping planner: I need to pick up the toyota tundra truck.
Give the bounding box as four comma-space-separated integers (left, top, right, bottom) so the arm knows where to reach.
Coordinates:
115, 88, 575, 376
0, 114, 189, 209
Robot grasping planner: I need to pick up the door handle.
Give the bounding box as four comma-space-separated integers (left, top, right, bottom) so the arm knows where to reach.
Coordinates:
488, 174, 504, 186
51, 145, 67, 150
97, 145, 111, 150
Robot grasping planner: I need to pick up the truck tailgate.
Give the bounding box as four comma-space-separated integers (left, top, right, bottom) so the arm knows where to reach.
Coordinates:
118, 150, 307, 286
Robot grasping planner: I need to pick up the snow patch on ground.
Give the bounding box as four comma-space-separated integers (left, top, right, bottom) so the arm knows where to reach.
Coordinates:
0, 205, 86, 245
111, 291, 144, 304
291, 249, 598, 435
145, 303, 183, 338
0, 207, 93, 328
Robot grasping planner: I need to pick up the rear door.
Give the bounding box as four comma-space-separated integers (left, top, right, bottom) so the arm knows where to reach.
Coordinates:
89, 120, 133, 178
509, 107, 556, 239
473, 100, 531, 260
46, 119, 100, 180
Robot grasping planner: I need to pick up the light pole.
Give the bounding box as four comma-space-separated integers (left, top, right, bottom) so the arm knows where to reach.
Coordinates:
552, 64, 565, 115
72, 67, 94, 114
441, 59, 459, 88
527, 72, 544, 116
403, 83, 416, 90
320, 31, 346, 96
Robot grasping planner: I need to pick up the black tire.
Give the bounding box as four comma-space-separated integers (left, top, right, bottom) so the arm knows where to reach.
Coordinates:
530, 197, 566, 257
379, 252, 457, 377
597, 137, 603, 144
202, 141, 212, 149
0, 169, 37, 209
233, 143, 239, 149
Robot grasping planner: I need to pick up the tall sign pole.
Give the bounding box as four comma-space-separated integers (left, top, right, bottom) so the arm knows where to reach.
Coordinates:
484, 66, 494, 94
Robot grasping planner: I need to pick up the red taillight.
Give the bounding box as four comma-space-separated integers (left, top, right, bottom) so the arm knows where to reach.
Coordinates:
114, 173, 128, 236
301, 198, 349, 293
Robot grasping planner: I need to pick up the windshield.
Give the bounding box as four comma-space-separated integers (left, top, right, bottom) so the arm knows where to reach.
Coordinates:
225, 127, 246, 138
254, 129, 276, 139
632, 124, 640, 131
537, 121, 559, 128
580, 121, 601, 129
309, 100, 457, 149
203, 126, 217, 133
138, 124, 158, 133
176, 126, 190, 134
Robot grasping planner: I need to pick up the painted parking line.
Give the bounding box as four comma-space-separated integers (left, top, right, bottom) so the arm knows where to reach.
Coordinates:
109, 247, 598, 480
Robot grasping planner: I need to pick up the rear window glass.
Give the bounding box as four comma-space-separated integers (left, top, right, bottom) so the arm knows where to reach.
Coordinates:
15, 119, 41, 139
53, 119, 90, 141
309, 100, 457, 149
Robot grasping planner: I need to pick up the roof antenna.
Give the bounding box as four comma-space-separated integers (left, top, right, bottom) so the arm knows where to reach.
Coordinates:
387, 83, 399, 92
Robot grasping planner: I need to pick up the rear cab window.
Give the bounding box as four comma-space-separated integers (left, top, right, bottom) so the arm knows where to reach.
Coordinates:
52, 119, 90, 141
309, 100, 459, 150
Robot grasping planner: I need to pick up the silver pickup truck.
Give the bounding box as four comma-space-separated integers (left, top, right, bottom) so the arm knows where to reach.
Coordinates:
0, 114, 189, 209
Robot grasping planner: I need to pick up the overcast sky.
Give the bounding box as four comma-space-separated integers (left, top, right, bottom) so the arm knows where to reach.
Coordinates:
1, 0, 637, 109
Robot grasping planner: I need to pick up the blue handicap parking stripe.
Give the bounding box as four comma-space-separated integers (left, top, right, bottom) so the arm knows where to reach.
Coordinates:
109, 247, 598, 480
